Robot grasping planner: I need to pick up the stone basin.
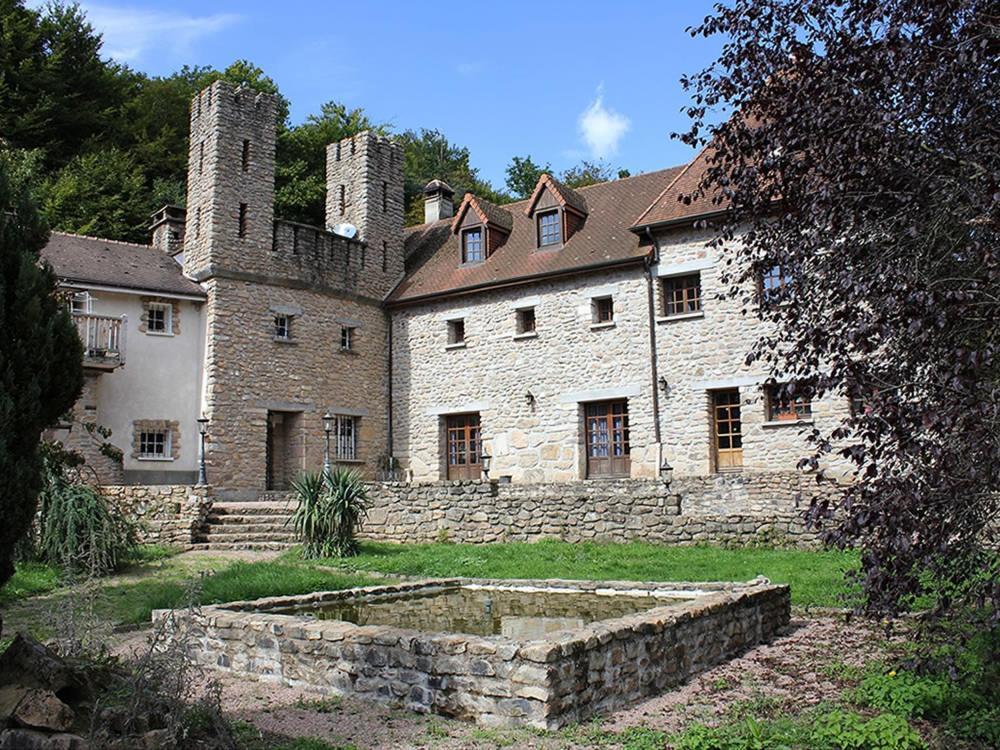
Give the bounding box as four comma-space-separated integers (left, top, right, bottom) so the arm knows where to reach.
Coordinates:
156, 576, 789, 728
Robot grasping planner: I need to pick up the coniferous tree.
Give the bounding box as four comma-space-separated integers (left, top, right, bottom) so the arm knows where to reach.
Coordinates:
0, 160, 83, 594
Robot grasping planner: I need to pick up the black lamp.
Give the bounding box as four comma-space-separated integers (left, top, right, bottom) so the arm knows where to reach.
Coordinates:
196, 416, 209, 486
322, 411, 334, 474
481, 452, 492, 480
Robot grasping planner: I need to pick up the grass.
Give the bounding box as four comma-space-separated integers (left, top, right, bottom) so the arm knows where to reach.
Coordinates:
0, 561, 62, 604
303, 540, 859, 607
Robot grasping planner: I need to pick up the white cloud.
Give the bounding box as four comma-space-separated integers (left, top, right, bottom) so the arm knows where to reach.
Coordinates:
79, 3, 241, 63
456, 61, 485, 78
578, 85, 630, 160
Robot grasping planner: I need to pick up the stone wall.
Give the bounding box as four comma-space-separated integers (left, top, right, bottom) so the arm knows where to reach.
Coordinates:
360, 472, 838, 547
102, 484, 211, 546
160, 578, 790, 729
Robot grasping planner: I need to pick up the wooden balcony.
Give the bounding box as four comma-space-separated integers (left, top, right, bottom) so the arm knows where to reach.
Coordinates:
74, 313, 126, 370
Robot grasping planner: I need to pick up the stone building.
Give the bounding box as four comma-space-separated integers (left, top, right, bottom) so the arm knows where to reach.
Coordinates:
41, 79, 849, 516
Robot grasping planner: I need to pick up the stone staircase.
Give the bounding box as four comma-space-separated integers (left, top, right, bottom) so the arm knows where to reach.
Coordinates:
190, 499, 298, 551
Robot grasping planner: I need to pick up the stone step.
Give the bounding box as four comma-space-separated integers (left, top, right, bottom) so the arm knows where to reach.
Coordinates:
187, 541, 295, 552
204, 515, 293, 527
208, 503, 296, 518
199, 522, 294, 535
193, 530, 298, 544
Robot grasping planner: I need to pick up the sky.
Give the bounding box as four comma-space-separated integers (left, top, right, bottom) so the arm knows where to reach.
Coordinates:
59, 0, 725, 188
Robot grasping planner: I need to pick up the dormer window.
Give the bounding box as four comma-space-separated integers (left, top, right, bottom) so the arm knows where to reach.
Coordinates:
537, 210, 561, 247
462, 227, 484, 264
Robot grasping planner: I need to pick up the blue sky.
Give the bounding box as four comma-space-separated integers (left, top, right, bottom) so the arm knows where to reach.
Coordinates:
65, 0, 724, 188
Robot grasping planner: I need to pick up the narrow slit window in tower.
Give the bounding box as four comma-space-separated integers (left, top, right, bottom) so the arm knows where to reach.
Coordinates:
238, 203, 248, 238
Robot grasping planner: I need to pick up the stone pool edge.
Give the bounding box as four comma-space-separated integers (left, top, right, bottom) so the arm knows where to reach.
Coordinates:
154, 577, 790, 729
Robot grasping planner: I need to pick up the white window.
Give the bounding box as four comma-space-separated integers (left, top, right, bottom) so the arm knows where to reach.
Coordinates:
274, 314, 291, 341
147, 303, 172, 334
340, 326, 355, 351
139, 430, 170, 459
332, 415, 359, 460
70, 291, 92, 315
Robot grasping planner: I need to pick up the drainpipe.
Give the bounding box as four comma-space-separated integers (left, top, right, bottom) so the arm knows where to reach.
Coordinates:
643, 228, 663, 450
386, 315, 394, 465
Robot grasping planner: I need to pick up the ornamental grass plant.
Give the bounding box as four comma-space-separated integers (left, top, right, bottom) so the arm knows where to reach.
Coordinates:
290, 468, 369, 558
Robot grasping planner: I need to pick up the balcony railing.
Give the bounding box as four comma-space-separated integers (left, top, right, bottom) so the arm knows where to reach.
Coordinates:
74, 313, 126, 369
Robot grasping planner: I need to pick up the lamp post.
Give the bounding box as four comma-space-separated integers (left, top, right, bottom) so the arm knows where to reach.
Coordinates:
322, 411, 334, 475
196, 416, 209, 486
481, 452, 492, 481
660, 459, 674, 488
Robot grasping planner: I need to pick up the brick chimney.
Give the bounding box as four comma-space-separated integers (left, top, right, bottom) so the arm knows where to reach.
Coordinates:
423, 179, 454, 223
149, 205, 186, 256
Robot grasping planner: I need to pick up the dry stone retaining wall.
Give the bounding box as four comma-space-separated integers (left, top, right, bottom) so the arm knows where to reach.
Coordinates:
102, 484, 211, 546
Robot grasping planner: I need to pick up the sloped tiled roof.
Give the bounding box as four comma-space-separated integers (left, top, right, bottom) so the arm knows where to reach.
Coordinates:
40, 232, 205, 298
524, 173, 589, 216
451, 194, 514, 233
632, 146, 730, 229
392, 166, 686, 304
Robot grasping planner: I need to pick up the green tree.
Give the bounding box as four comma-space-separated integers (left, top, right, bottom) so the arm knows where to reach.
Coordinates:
399, 129, 509, 225
560, 160, 615, 189
505, 155, 550, 199
41, 147, 148, 243
276, 101, 384, 226
0, 159, 83, 594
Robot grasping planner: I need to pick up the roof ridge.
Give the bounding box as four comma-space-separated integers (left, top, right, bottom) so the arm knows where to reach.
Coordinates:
631, 152, 707, 229
50, 230, 153, 250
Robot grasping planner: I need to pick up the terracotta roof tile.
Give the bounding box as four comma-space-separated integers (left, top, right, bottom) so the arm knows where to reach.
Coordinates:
524, 173, 589, 216
631, 146, 729, 229
40, 232, 205, 298
393, 166, 686, 304
451, 194, 514, 234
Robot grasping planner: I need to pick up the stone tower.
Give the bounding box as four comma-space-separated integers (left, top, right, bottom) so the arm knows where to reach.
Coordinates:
183, 81, 277, 280
325, 132, 405, 296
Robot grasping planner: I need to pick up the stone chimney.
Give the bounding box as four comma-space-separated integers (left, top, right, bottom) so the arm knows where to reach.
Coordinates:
423, 179, 454, 223
150, 205, 186, 255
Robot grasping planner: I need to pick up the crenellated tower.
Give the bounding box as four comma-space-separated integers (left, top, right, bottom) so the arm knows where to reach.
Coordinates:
183, 81, 277, 281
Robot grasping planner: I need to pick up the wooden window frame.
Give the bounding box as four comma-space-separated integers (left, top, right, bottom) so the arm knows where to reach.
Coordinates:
760, 265, 793, 305
584, 400, 631, 478
340, 326, 355, 351
447, 318, 465, 345
765, 384, 812, 422
445, 413, 482, 480
536, 209, 561, 247
661, 273, 702, 317
712, 389, 743, 472
593, 296, 614, 324
462, 226, 485, 264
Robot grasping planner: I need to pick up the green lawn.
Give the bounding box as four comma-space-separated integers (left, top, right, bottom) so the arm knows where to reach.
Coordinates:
0, 561, 62, 605
307, 540, 860, 608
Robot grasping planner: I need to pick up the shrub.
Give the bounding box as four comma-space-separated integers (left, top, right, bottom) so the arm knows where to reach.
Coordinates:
290, 469, 369, 558
34, 467, 139, 576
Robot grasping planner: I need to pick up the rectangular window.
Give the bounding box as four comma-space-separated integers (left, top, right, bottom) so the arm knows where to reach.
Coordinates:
766, 384, 812, 421
69, 291, 92, 315
382, 181, 388, 212
662, 273, 702, 316
340, 326, 354, 351
274, 314, 291, 341
537, 209, 561, 247
462, 227, 484, 263
516, 307, 536, 335
241, 139, 251, 171
760, 265, 792, 304
447, 319, 465, 345
332, 415, 359, 461
238, 203, 249, 238
593, 296, 614, 324
146, 303, 172, 334
139, 430, 169, 459
339, 185, 346, 215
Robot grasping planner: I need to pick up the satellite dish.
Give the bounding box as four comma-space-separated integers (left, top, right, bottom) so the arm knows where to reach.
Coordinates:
332, 223, 358, 240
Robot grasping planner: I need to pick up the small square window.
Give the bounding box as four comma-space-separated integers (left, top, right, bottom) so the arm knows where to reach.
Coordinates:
662, 273, 702, 316
147, 303, 172, 334
139, 430, 169, 459
593, 296, 614, 324
760, 265, 793, 304
332, 415, 359, 461
516, 307, 536, 334
766, 384, 812, 422
274, 314, 291, 341
340, 326, 355, 351
537, 210, 561, 247
462, 227, 484, 264
448, 319, 465, 345
69, 291, 92, 315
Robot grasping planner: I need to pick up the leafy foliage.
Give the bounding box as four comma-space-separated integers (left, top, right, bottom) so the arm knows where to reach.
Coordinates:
505, 155, 551, 199
0, 158, 83, 590
290, 469, 370, 558
679, 0, 1000, 616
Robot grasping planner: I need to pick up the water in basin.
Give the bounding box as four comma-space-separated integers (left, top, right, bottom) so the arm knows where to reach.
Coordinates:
266, 586, 686, 638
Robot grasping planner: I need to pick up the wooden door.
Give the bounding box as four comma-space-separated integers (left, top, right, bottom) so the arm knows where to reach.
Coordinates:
446, 413, 482, 480
585, 400, 630, 478
712, 390, 743, 471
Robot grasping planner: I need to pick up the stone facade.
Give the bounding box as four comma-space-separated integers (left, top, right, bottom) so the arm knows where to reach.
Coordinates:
159, 578, 790, 728
102, 484, 211, 546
